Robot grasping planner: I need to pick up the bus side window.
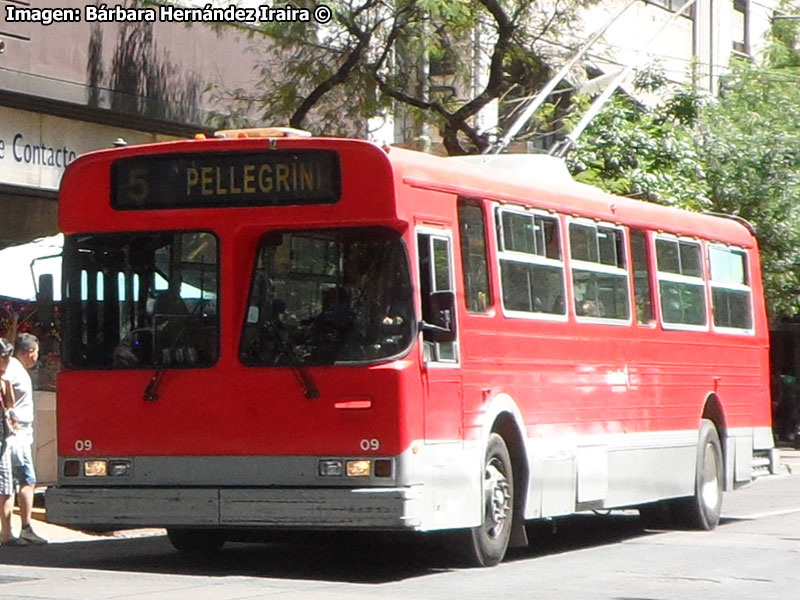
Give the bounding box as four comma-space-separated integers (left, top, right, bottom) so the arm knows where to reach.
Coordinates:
708, 244, 753, 331
631, 230, 654, 324
568, 221, 629, 320
496, 208, 566, 316
457, 199, 491, 313
655, 237, 706, 327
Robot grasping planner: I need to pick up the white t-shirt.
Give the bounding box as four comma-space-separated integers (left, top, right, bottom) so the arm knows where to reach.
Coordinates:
5, 357, 33, 426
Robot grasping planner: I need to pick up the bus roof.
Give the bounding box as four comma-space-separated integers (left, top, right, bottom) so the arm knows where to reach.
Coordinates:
60, 134, 755, 248
383, 145, 756, 248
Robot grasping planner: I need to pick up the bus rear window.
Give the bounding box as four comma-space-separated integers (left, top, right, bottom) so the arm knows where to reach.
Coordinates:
63, 231, 219, 369
240, 228, 414, 366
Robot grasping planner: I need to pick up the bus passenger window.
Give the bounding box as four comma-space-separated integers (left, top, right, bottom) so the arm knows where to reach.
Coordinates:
496, 208, 565, 316
631, 230, 654, 324
655, 237, 706, 327
709, 245, 753, 331
568, 221, 629, 321
457, 199, 491, 313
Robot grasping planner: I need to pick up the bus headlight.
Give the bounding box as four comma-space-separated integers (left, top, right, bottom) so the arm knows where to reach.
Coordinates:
84, 460, 107, 477
109, 460, 132, 476
319, 459, 343, 477
346, 459, 371, 477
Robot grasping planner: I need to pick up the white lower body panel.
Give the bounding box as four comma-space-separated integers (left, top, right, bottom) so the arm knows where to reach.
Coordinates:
46, 486, 421, 530
46, 426, 774, 532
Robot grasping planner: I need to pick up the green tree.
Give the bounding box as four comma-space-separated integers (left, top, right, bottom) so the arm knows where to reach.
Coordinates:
699, 59, 800, 317
569, 16, 800, 318
566, 68, 708, 211
204, 0, 596, 155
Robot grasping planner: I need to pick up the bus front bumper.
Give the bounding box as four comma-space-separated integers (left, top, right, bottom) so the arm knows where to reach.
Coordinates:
45, 486, 422, 530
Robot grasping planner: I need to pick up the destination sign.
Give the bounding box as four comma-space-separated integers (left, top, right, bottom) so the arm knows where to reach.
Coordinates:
111, 150, 341, 209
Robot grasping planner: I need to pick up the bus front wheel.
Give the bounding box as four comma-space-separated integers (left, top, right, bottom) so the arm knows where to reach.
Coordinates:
167, 527, 226, 555
462, 433, 514, 567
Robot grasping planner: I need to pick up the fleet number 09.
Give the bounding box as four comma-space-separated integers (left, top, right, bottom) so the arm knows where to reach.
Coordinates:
74, 440, 94, 452
360, 438, 380, 451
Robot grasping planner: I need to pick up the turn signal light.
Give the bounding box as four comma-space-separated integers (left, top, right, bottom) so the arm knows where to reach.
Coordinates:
374, 459, 393, 477
63, 460, 80, 477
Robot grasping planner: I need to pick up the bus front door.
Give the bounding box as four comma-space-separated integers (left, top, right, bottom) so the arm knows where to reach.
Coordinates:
417, 229, 463, 443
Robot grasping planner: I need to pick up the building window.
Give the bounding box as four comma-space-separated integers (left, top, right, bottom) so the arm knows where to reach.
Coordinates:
733, 0, 749, 54
646, 0, 694, 16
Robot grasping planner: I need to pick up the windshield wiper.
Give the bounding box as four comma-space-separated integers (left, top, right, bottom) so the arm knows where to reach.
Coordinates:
266, 320, 319, 400
144, 368, 166, 402
291, 365, 319, 400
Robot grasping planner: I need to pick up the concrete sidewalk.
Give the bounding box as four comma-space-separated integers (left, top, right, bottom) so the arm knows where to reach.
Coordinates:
776, 445, 800, 474
21, 505, 163, 544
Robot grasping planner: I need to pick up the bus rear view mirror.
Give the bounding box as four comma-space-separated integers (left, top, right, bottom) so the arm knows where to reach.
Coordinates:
36, 274, 55, 326
421, 291, 457, 343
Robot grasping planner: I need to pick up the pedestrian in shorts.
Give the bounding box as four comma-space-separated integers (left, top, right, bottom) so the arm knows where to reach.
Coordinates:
0, 338, 25, 546
6, 333, 46, 545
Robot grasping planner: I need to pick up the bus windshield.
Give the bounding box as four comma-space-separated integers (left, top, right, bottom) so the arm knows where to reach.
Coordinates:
240, 228, 414, 366
63, 231, 219, 369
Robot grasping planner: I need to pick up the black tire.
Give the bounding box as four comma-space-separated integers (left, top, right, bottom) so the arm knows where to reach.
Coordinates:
674, 419, 723, 530
637, 501, 673, 530
462, 433, 514, 567
638, 420, 723, 531
167, 528, 226, 555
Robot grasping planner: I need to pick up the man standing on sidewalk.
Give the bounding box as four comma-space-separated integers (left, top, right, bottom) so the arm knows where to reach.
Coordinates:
6, 333, 46, 545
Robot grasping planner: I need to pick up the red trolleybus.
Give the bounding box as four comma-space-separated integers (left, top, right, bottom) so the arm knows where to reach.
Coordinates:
46, 129, 774, 566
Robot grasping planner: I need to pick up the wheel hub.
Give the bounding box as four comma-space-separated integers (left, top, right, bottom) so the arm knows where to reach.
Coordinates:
700, 441, 720, 509
484, 461, 511, 538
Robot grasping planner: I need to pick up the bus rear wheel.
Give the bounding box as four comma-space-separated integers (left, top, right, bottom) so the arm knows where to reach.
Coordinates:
462, 433, 514, 567
639, 419, 723, 531
167, 528, 226, 555
675, 419, 723, 530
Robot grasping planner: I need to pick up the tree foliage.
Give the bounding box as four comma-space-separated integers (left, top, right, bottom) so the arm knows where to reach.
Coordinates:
206, 0, 596, 154
699, 60, 800, 318
566, 70, 708, 211
569, 17, 800, 318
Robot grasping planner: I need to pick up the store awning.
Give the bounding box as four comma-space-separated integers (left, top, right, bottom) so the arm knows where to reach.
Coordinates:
0, 234, 63, 301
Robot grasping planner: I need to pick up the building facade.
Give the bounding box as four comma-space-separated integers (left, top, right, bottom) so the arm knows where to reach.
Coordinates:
582, 0, 779, 95
0, 0, 260, 247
